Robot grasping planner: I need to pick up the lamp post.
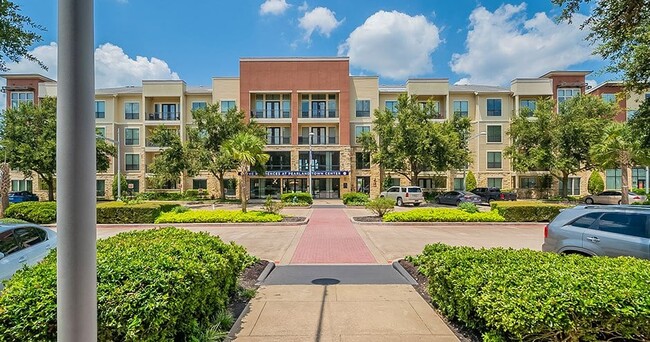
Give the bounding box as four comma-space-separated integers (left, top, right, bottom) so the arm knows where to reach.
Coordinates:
308, 132, 315, 196
462, 131, 486, 190
97, 128, 121, 200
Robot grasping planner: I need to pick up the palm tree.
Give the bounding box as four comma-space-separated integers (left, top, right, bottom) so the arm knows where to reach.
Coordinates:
223, 132, 269, 212
590, 123, 650, 204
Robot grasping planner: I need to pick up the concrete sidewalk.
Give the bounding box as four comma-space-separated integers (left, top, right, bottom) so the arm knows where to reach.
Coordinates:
232, 284, 459, 341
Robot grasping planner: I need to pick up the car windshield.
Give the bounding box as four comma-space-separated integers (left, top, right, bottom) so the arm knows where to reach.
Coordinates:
407, 187, 421, 193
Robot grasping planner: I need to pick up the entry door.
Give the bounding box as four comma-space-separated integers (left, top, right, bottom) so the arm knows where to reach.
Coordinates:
266, 101, 280, 118
356, 177, 370, 194
312, 101, 326, 118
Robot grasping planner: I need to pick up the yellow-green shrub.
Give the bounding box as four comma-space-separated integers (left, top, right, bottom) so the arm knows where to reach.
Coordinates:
383, 208, 505, 222
490, 201, 570, 222
5, 201, 57, 224
155, 209, 282, 223
96, 201, 179, 224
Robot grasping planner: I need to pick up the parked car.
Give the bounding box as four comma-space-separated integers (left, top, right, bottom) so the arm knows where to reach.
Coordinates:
379, 186, 424, 206
435, 191, 483, 206
0, 223, 57, 288
8, 191, 39, 204
542, 205, 650, 260
470, 187, 517, 203
584, 191, 647, 205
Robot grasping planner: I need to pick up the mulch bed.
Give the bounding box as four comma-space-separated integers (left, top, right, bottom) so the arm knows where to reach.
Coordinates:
281, 216, 307, 223
399, 259, 480, 342
353, 216, 382, 222
228, 259, 269, 321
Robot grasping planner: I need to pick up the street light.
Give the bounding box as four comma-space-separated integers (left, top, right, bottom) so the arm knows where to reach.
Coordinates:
308, 132, 315, 196
462, 131, 486, 190
96, 127, 121, 200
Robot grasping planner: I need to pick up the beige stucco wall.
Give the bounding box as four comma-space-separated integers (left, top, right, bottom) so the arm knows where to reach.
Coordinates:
511, 79, 553, 96
406, 79, 448, 95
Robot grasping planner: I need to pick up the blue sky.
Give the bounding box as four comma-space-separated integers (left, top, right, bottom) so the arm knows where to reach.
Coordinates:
7, 0, 612, 88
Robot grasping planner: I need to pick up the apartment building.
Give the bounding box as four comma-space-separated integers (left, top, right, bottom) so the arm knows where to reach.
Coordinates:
2, 58, 647, 200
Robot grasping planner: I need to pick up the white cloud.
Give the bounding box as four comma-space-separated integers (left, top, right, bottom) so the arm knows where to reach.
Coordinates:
450, 3, 595, 85
338, 11, 441, 80
260, 0, 290, 16
5, 42, 180, 88
298, 1, 308, 12
298, 7, 342, 41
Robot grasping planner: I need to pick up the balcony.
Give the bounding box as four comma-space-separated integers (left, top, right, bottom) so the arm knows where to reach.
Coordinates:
300, 109, 338, 119
266, 163, 292, 171
251, 109, 290, 119
267, 136, 291, 145
146, 112, 180, 121
298, 136, 337, 145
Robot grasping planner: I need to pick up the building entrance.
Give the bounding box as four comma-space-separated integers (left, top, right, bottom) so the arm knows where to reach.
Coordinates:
250, 177, 341, 199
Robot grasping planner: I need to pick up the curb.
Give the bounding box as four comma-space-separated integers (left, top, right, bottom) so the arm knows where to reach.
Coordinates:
391, 259, 418, 285
225, 301, 251, 342
350, 219, 546, 226
256, 261, 276, 285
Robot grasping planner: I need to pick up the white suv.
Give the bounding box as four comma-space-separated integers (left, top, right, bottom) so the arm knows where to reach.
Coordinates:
380, 186, 424, 206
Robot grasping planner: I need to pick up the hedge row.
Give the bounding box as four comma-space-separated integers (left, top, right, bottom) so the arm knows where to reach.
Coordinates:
342, 192, 369, 205
411, 244, 650, 341
382, 208, 505, 222
4, 202, 57, 224
0, 227, 255, 341
280, 192, 313, 204
490, 201, 570, 222
155, 209, 283, 224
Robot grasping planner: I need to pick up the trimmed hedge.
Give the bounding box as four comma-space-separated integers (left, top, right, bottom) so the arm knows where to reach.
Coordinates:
342, 192, 369, 205
411, 244, 650, 341
0, 218, 29, 224
5, 201, 57, 224
0, 227, 255, 341
96, 201, 179, 224
490, 201, 571, 222
155, 209, 282, 223
383, 208, 505, 222
280, 191, 313, 204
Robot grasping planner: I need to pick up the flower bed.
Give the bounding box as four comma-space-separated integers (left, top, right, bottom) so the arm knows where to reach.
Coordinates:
382, 208, 505, 222
155, 209, 283, 223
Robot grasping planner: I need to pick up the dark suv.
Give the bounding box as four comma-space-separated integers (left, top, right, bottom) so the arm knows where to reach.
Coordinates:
542, 205, 650, 260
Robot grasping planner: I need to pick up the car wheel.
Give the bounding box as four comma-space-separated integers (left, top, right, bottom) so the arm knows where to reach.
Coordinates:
456, 200, 461, 206
585, 198, 594, 204
435, 198, 440, 204
413, 203, 421, 207
487, 198, 492, 203
618, 200, 622, 205
396, 197, 403, 206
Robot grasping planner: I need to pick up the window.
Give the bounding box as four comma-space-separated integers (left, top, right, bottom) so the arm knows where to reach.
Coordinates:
299, 151, 340, 171
519, 177, 537, 189
419, 101, 442, 119
266, 152, 291, 171
627, 110, 637, 121
389, 178, 400, 187
356, 100, 370, 117
154, 103, 178, 120
355, 125, 370, 143
95, 101, 106, 119
125, 154, 139, 171
0, 229, 20, 256
601, 93, 617, 103
356, 152, 370, 169
646, 93, 650, 100
219, 101, 235, 113
453, 178, 464, 190
453, 100, 469, 117
10, 92, 34, 108
96, 180, 105, 197
569, 212, 601, 229
597, 212, 649, 238
487, 178, 502, 189
632, 167, 647, 189
385, 100, 398, 114
559, 177, 581, 196
557, 88, 580, 105
520, 99, 536, 116
124, 102, 139, 120
487, 152, 502, 169
126, 179, 139, 193
14, 227, 46, 248
124, 128, 139, 146
605, 168, 621, 189
192, 179, 208, 190
96, 127, 106, 138
192, 101, 206, 111
11, 179, 32, 192
418, 178, 433, 189
486, 125, 502, 143
487, 99, 502, 116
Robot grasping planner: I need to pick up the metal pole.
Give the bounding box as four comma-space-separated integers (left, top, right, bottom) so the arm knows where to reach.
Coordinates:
646, 166, 649, 195
57, 0, 97, 340
116, 127, 121, 200
309, 132, 313, 196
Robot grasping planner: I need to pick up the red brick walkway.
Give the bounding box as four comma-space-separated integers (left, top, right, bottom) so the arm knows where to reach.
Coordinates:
290, 207, 377, 264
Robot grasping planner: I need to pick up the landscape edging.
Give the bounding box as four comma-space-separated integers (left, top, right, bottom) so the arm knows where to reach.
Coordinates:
350, 218, 547, 225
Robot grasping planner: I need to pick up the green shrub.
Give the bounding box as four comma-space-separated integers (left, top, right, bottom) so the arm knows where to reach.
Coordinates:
411, 244, 650, 341
365, 197, 395, 218
96, 202, 179, 224
5, 201, 57, 224
263, 196, 284, 215
0, 227, 255, 341
280, 192, 313, 204
172, 206, 190, 214
112, 174, 128, 200
136, 192, 184, 201
587, 170, 604, 194
631, 188, 648, 195
465, 171, 476, 191
0, 218, 28, 224
342, 192, 369, 205
490, 201, 570, 222
383, 208, 504, 222
183, 189, 199, 200
458, 202, 479, 213
155, 209, 282, 223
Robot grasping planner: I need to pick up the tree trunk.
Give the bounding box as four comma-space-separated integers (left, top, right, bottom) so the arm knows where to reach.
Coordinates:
411, 171, 419, 186
218, 172, 226, 200
621, 163, 630, 204
240, 165, 248, 213
0, 163, 10, 218
561, 173, 569, 198
47, 178, 55, 201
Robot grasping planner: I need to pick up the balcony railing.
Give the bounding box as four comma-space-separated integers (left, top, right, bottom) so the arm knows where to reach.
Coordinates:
251, 110, 290, 119
300, 109, 338, 119
266, 164, 292, 171
267, 136, 291, 145
146, 112, 180, 121
145, 140, 169, 148
298, 136, 337, 145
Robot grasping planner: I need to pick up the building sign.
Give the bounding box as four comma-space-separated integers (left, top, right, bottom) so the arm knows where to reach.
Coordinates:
248, 170, 350, 176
